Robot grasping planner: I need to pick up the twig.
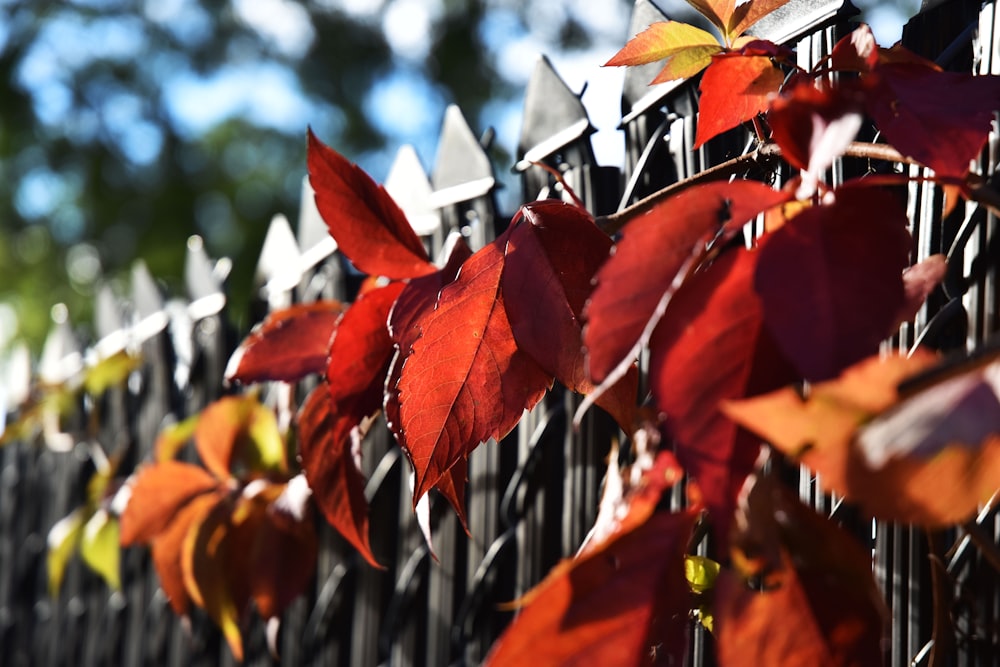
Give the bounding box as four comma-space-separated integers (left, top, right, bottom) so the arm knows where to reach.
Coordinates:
961, 518, 1000, 573
597, 141, 915, 235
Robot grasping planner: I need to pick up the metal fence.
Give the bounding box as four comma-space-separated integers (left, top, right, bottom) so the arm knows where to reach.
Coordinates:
2, 0, 999, 665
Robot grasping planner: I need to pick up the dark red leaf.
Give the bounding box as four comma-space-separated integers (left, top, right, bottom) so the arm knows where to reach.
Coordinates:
768, 79, 864, 185
828, 24, 879, 72
755, 183, 911, 380
298, 386, 381, 568
120, 461, 219, 545
240, 479, 318, 619
584, 179, 791, 387
307, 129, 435, 279
486, 509, 698, 667
864, 63, 1000, 178
225, 301, 345, 385
694, 54, 783, 148
502, 200, 637, 430
391, 232, 552, 502
715, 473, 885, 667
648, 248, 795, 545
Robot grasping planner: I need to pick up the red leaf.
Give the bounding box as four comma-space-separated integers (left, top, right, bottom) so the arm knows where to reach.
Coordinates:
328, 282, 405, 407
391, 232, 552, 502
864, 63, 1000, 178
298, 386, 381, 568
307, 129, 435, 279
385, 237, 471, 444
485, 509, 698, 667
715, 473, 885, 667
648, 248, 795, 544
225, 301, 345, 385
755, 183, 911, 381
120, 461, 219, 545
584, 179, 791, 386
694, 54, 783, 148
436, 456, 469, 534
149, 489, 225, 616
502, 200, 637, 430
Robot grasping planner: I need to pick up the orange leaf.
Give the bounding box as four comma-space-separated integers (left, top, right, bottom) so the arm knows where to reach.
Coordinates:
148, 489, 225, 616
723, 348, 1000, 525
194, 395, 286, 479
120, 461, 218, 545
727, 0, 793, 40
694, 54, 783, 148
485, 509, 698, 666
182, 498, 246, 662
715, 473, 885, 667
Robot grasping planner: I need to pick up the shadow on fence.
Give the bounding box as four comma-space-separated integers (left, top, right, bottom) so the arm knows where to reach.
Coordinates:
2, 0, 1000, 665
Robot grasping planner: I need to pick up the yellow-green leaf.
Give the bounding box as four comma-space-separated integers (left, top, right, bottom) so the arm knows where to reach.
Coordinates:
605, 22, 721, 80
81, 508, 121, 590
47, 508, 85, 596
154, 414, 199, 462
83, 351, 142, 396
685, 554, 721, 594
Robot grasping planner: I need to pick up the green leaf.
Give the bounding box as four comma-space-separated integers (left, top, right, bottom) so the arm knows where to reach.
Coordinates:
80, 508, 121, 590
46, 508, 85, 597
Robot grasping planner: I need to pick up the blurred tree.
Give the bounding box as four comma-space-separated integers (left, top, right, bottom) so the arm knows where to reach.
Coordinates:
0, 0, 916, 352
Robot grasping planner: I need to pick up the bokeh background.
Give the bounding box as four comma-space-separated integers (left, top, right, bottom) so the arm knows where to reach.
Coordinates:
0, 0, 918, 352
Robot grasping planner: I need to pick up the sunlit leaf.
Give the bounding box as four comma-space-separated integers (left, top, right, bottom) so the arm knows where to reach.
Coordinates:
728, 0, 793, 39
391, 230, 552, 502
225, 300, 346, 385
605, 21, 722, 83
80, 508, 121, 590
694, 54, 783, 148
685, 555, 720, 595
896, 254, 946, 326
307, 129, 435, 279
